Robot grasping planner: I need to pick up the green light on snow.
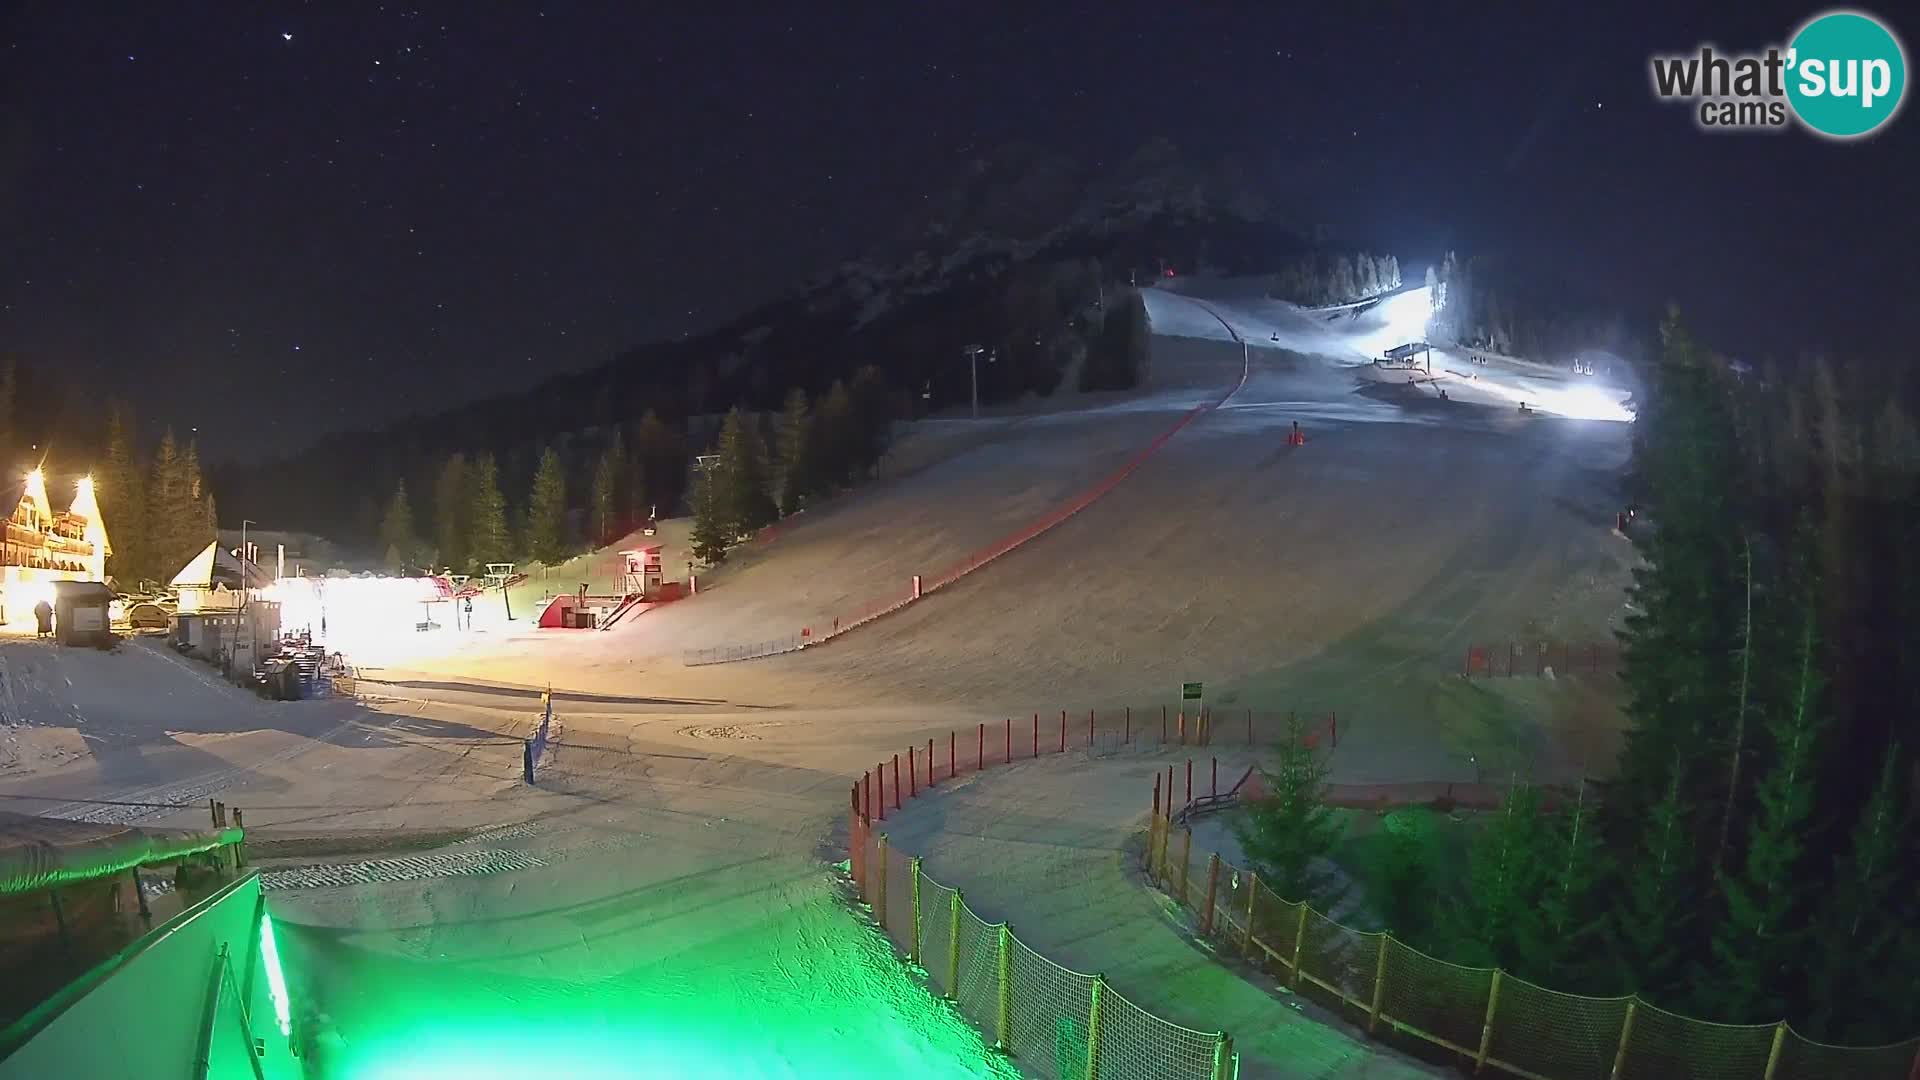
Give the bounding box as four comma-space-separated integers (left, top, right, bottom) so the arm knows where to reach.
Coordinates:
259, 913, 293, 1037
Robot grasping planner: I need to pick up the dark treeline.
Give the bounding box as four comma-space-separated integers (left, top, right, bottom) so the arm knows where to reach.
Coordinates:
95, 406, 220, 589
213, 203, 1312, 548
1430, 251, 1643, 369
1264, 252, 1402, 306
1239, 313, 1918, 1044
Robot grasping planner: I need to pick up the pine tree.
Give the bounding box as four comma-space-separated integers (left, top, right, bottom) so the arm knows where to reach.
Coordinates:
1525, 782, 1609, 989
688, 463, 730, 565
1451, 782, 1556, 971
590, 429, 626, 544
181, 439, 217, 554
634, 410, 686, 515
148, 428, 190, 577
525, 446, 568, 564
1231, 714, 1343, 904
1612, 311, 1746, 831
1707, 531, 1826, 1024
775, 388, 813, 515
101, 405, 148, 585
847, 366, 892, 474
434, 453, 470, 573
1609, 758, 1700, 1001
467, 453, 511, 568
813, 380, 854, 487
1806, 749, 1912, 1042
378, 481, 419, 572
716, 408, 776, 537
1367, 808, 1438, 949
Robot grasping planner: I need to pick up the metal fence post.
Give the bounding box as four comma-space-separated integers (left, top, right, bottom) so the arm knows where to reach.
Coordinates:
875, 835, 889, 931
995, 923, 1013, 1052
1762, 1022, 1788, 1080
1608, 999, 1638, 1080
1475, 970, 1503, 1074
1369, 935, 1390, 1034
909, 856, 923, 963
1084, 974, 1106, 1080
947, 889, 963, 998
1202, 853, 1221, 936
1210, 1033, 1234, 1080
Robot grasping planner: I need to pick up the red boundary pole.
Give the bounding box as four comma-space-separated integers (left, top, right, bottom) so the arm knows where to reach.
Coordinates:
1059, 709, 1067, 754
1005, 718, 1011, 764
908, 748, 916, 797
1088, 708, 1095, 749
949, 732, 956, 779
877, 763, 886, 820
1032, 713, 1038, 759
893, 754, 902, 810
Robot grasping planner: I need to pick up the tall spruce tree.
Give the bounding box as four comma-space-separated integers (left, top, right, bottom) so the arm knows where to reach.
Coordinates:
1451, 782, 1557, 972
1612, 311, 1746, 834
1231, 714, 1342, 905
1524, 782, 1609, 989
378, 481, 419, 572
101, 405, 148, 584
434, 453, 470, 573
813, 380, 854, 488
633, 410, 685, 516
775, 388, 812, 515
1707, 530, 1827, 1023
148, 429, 191, 577
715, 408, 775, 537
688, 464, 730, 565
1806, 749, 1913, 1042
1608, 758, 1700, 1001
467, 453, 511, 568
525, 446, 568, 563
590, 429, 626, 544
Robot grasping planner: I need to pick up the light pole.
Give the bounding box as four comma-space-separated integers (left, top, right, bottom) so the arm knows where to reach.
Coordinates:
964, 345, 984, 419
240, 520, 255, 594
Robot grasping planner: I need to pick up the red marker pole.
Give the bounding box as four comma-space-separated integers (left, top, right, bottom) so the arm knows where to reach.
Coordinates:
877, 764, 886, 821
907, 747, 916, 797
1004, 718, 1011, 764
1125, 706, 1131, 744
928, 738, 936, 786
1088, 708, 1095, 749
1059, 709, 1067, 754
978, 723, 985, 771
893, 754, 902, 810
949, 733, 956, 780
1032, 713, 1039, 759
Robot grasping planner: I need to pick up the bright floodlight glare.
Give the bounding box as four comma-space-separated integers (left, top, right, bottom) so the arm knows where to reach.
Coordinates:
1545, 384, 1636, 422
260, 913, 294, 1037
1377, 285, 1433, 344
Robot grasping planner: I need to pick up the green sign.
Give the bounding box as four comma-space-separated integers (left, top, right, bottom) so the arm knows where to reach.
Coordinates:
1180, 681, 1203, 701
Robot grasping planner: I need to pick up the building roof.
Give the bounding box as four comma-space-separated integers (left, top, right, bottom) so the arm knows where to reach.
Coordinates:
50, 581, 114, 602
169, 540, 272, 590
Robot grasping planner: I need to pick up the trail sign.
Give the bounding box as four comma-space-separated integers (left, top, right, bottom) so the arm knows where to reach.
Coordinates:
1180, 682, 1203, 702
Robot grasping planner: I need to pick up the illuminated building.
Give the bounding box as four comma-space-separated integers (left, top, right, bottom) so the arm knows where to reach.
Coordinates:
0, 470, 109, 623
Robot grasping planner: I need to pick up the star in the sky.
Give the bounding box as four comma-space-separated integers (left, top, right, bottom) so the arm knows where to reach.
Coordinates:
282, 32, 293, 42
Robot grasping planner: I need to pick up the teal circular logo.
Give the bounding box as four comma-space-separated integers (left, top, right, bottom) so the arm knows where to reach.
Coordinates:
1786, 11, 1907, 138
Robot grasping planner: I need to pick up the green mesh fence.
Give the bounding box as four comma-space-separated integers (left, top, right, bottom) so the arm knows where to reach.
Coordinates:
860, 830, 1230, 1080
1774, 1031, 1920, 1080
1618, 1001, 1776, 1080
1378, 938, 1495, 1055
1485, 974, 1630, 1080
918, 873, 957, 995
1005, 934, 1096, 1078
1135, 811, 1917, 1080
1094, 980, 1224, 1080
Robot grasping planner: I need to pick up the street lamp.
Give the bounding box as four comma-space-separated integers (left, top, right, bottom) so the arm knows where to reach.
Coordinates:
964, 345, 985, 419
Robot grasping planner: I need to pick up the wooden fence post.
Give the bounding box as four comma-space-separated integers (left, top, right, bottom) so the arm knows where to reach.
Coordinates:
893, 754, 902, 809
1475, 970, 1503, 1074
1291, 904, 1309, 986
875, 834, 889, 930
909, 856, 923, 963
1368, 934, 1391, 1034
1210, 1033, 1234, 1080
908, 746, 917, 797
1202, 853, 1221, 936
877, 764, 886, 821
946, 888, 963, 998
1084, 974, 1106, 1080
1155, 812, 1171, 882
1608, 999, 1638, 1080
1178, 828, 1193, 905
1245, 871, 1260, 957
1762, 1022, 1788, 1080
949, 733, 956, 779
995, 923, 1013, 1052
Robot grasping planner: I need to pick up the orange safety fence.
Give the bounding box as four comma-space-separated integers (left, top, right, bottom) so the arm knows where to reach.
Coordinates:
1462, 640, 1621, 678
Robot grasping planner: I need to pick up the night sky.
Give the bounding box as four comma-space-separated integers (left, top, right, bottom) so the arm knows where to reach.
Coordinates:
4, 3, 1915, 458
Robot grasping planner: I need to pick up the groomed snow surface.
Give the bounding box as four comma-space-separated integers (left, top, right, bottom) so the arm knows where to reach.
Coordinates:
0, 278, 1637, 1078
